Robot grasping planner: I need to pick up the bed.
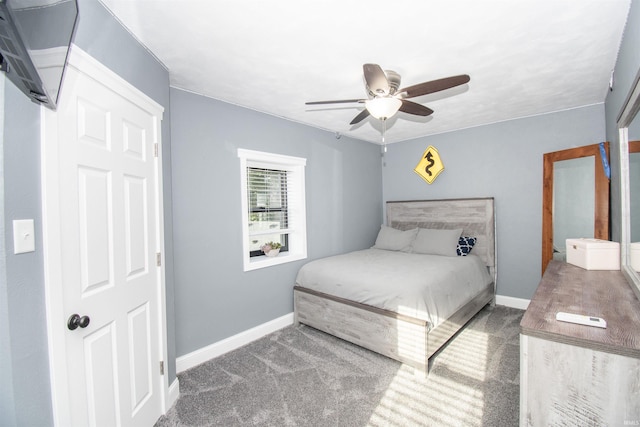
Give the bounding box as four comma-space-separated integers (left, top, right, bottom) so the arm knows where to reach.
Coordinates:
293, 198, 496, 375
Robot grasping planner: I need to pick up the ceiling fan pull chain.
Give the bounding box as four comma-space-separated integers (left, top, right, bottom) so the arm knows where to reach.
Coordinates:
382, 119, 388, 153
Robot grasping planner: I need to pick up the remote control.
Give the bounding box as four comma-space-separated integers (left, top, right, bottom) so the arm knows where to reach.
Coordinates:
556, 312, 607, 328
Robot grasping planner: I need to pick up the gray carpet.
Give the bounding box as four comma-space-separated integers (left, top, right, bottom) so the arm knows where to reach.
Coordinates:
155, 305, 524, 426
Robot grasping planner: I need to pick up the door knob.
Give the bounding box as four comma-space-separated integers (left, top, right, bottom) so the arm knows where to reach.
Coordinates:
67, 313, 91, 330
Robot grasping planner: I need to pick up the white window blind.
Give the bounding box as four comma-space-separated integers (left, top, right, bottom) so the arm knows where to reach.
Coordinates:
247, 167, 289, 255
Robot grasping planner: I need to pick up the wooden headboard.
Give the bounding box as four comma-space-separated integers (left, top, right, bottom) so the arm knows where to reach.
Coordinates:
386, 197, 496, 283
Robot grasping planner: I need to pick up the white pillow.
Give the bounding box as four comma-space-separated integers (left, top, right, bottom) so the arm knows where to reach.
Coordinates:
411, 228, 463, 256
372, 225, 418, 251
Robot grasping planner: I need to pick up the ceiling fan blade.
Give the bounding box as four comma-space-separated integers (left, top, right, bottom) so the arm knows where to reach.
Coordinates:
350, 109, 370, 125
363, 63, 390, 96
306, 99, 365, 105
400, 74, 470, 99
399, 100, 434, 116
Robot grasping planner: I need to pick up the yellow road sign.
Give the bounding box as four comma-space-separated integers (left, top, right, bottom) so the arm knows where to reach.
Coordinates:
414, 145, 444, 184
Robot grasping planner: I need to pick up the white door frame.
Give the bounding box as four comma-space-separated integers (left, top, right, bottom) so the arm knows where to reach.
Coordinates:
41, 45, 170, 426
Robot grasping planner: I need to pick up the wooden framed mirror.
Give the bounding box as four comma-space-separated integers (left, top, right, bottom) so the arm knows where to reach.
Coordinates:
542, 143, 610, 274
619, 66, 640, 300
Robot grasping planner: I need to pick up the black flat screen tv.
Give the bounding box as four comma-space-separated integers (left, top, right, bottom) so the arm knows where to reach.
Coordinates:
0, 0, 78, 110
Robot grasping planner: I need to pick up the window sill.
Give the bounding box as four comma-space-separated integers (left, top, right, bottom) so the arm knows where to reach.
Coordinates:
243, 251, 307, 272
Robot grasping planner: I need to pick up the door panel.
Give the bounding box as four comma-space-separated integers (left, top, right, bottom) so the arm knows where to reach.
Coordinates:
123, 120, 146, 160
128, 302, 153, 414
78, 166, 113, 293
84, 322, 120, 427
78, 98, 110, 149
124, 175, 148, 278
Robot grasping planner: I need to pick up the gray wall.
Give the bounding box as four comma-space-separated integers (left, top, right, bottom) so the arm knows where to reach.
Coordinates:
606, 0, 640, 242
381, 104, 606, 299
170, 88, 383, 356
0, 76, 53, 427
0, 1, 176, 425
0, 80, 13, 421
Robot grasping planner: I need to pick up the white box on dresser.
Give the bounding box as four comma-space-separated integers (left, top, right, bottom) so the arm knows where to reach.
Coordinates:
566, 238, 620, 270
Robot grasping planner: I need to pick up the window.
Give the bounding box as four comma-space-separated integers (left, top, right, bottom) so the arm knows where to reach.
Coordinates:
247, 167, 289, 257
238, 149, 307, 271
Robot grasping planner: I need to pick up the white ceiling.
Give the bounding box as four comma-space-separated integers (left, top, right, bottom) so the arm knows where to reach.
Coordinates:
99, 0, 631, 145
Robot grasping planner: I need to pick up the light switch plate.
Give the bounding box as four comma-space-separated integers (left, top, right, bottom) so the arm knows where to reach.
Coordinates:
13, 219, 35, 254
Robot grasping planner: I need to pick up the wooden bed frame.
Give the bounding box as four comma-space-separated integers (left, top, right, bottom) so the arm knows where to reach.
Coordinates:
293, 197, 496, 375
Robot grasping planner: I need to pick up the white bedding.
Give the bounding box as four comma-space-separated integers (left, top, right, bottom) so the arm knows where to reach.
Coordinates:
295, 248, 493, 328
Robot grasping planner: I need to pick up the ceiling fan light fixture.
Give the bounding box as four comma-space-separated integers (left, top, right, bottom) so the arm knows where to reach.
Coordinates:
365, 97, 402, 120
305, 63, 470, 126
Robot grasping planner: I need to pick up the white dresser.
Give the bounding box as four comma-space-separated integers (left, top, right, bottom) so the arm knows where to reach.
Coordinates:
520, 261, 640, 426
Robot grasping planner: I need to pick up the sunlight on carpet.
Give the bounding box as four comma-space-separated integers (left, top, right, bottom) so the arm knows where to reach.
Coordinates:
367, 328, 490, 426
435, 328, 491, 381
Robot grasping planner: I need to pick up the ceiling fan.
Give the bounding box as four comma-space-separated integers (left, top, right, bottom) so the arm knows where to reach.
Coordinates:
306, 63, 470, 125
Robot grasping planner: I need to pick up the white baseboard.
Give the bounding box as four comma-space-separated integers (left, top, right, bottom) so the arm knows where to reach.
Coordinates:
165, 378, 180, 410
496, 294, 530, 310
176, 312, 295, 373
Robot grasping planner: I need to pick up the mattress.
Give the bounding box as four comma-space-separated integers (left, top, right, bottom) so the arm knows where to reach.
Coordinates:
295, 248, 493, 328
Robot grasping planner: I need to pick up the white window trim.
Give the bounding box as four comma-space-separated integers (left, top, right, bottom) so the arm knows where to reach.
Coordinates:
238, 148, 307, 271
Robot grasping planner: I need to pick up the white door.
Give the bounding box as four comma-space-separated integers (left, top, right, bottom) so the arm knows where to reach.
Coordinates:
42, 47, 167, 426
